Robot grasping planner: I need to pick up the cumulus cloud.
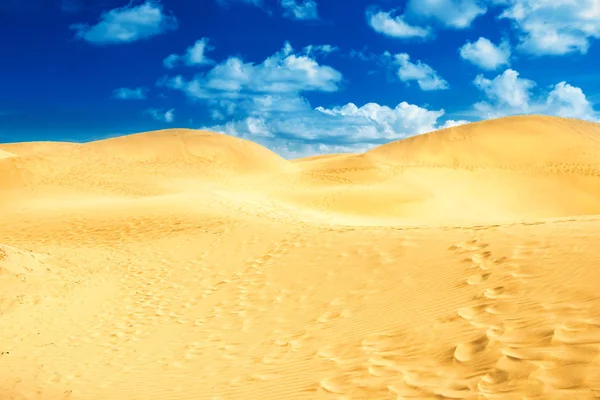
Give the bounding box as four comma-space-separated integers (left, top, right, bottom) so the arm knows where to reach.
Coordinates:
392, 53, 449, 91
473, 69, 599, 121
473, 69, 536, 116
407, 0, 487, 29
146, 108, 175, 123
204, 94, 474, 157
112, 86, 148, 100
161, 41, 466, 157
281, 0, 318, 20
499, 0, 600, 55
164, 38, 214, 68
71, 1, 178, 44
459, 37, 511, 70
367, 0, 488, 40
367, 9, 431, 39
545, 82, 599, 120
159, 42, 342, 102
205, 99, 457, 158
313, 101, 447, 140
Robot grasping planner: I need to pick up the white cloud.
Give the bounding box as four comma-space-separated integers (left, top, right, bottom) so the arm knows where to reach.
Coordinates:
71, 1, 178, 44
312, 101, 446, 140
545, 82, 598, 120
159, 42, 342, 101
112, 86, 147, 100
204, 97, 458, 158
367, 0, 491, 41
203, 73, 597, 159
146, 108, 175, 123
499, 0, 600, 55
473, 69, 535, 116
281, 0, 318, 20
407, 0, 487, 29
164, 38, 214, 68
367, 9, 431, 39
161, 42, 465, 158
459, 37, 511, 70
393, 53, 449, 91
473, 69, 599, 121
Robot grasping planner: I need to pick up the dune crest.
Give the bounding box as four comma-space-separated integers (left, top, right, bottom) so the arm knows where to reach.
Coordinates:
1, 115, 600, 399
366, 115, 600, 168
84, 128, 293, 172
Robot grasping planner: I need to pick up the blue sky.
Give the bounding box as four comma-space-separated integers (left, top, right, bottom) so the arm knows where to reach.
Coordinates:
1, 0, 599, 157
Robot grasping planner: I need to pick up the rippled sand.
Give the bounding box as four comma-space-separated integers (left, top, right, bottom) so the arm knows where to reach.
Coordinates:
1, 115, 600, 399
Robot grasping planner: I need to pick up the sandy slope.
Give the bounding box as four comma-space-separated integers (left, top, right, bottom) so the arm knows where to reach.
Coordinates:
1, 115, 600, 399
0, 149, 16, 159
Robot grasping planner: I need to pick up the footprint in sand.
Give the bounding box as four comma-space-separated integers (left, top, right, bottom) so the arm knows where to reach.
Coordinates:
319, 375, 354, 395
553, 323, 600, 345
457, 304, 489, 321
470, 251, 495, 271
454, 335, 489, 362
448, 239, 489, 253
483, 286, 513, 300
467, 272, 491, 285
367, 359, 400, 377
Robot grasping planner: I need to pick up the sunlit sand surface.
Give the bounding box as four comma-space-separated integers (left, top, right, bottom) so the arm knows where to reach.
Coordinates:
1, 115, 600, 399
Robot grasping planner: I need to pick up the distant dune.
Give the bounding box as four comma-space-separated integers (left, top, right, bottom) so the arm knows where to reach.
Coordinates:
271, 115, 600, 223
0, 141, 81, 158
0, 128, 294, 199
83, 128, 291, 171
1, 115, 600, 399
4, 115, 599, 223
367, 115, 600, 167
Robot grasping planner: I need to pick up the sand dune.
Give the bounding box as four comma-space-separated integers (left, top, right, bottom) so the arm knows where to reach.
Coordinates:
1, 115, 600, 399
367, 115, 600, 167
265, 116, 600, 224
0, 129, 295, 207
0, 149, 16, 159
82, 129, 293, 171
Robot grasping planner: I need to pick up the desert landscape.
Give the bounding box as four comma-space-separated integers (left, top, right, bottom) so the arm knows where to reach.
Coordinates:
2, 114, 600, 400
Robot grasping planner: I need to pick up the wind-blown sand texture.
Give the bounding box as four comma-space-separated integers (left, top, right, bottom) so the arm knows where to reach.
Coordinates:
1, 115, 600, 399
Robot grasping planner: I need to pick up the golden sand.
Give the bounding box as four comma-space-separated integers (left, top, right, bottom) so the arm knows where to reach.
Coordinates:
1, 115, 600, 399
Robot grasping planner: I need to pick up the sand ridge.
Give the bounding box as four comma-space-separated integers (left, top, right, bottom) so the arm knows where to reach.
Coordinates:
1, 115, 600, 399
